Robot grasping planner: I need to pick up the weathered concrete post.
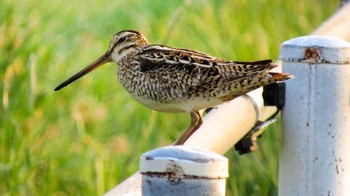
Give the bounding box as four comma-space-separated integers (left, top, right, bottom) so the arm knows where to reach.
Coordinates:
140, 146, 228, 196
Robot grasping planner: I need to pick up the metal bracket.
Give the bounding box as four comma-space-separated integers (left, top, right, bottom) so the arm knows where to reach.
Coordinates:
234, 82, 286, 155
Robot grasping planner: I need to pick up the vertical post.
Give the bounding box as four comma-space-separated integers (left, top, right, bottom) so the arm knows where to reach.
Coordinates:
140, 146, 228, 196
279, 36, 350, 195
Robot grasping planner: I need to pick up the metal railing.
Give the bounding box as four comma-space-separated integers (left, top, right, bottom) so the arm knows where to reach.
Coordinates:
105, 2, 350, 195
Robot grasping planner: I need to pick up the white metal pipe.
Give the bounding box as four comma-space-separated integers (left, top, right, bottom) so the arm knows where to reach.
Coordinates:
279, 36, 350, 195
140, 146, 228, 196
104, 92, 270, 196
184, 91, 265, 154
312, 2, 350, 41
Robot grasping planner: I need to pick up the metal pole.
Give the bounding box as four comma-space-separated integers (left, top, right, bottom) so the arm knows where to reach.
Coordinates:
140, 146, 228, 196
279, 36, 350, 195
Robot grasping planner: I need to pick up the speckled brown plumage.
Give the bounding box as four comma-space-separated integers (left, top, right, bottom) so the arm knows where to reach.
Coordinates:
55, 30, 292, 145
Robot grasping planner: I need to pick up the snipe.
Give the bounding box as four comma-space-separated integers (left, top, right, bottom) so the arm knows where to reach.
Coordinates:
55, 30, 292, 145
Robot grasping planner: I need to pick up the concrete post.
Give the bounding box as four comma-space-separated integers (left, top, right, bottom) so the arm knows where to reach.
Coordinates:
279, 36, 350, 195
140, 146, 228, 196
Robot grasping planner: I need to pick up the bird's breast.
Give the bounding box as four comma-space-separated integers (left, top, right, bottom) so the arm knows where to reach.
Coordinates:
116, 61, 224, 112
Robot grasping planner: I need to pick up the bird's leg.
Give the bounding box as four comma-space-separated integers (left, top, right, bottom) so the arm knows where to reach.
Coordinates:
173, 111, 203, 145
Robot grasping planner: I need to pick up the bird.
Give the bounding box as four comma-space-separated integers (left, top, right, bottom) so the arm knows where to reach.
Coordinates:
54, 30, 292, 145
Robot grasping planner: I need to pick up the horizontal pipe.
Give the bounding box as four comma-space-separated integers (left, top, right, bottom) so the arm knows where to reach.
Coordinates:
312, 2, 350, 41
104, 88, 273, 196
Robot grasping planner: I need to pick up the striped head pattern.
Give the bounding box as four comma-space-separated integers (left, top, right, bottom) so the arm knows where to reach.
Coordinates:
108, 30, 150, 63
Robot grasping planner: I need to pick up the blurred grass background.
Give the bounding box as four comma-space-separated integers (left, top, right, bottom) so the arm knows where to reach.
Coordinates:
0, 0, 339, 195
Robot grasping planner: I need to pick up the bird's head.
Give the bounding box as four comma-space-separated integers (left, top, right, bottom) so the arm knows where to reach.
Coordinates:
54, 30, 149, 91
108, 30, 149, 63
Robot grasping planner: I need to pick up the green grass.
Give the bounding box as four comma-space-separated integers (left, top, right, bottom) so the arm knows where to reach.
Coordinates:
0, 0, 338, 195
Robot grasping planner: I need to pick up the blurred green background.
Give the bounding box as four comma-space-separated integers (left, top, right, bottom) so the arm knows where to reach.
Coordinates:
0, 0, 339, 195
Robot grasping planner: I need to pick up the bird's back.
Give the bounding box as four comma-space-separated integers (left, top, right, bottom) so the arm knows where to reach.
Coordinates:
117, 44, 292, 112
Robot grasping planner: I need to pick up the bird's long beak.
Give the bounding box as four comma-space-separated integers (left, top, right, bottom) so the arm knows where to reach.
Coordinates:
54, 51, 110, 91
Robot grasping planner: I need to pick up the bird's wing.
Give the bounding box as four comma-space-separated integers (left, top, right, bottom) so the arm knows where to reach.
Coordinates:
137, 44, 275, 83
137, 44, 226, 72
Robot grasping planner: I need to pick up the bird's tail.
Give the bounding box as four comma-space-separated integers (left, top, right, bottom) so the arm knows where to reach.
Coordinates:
268, 72, 294, 82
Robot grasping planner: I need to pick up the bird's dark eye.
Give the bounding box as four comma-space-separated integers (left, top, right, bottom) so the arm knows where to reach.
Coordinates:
117, 37, 127, 44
